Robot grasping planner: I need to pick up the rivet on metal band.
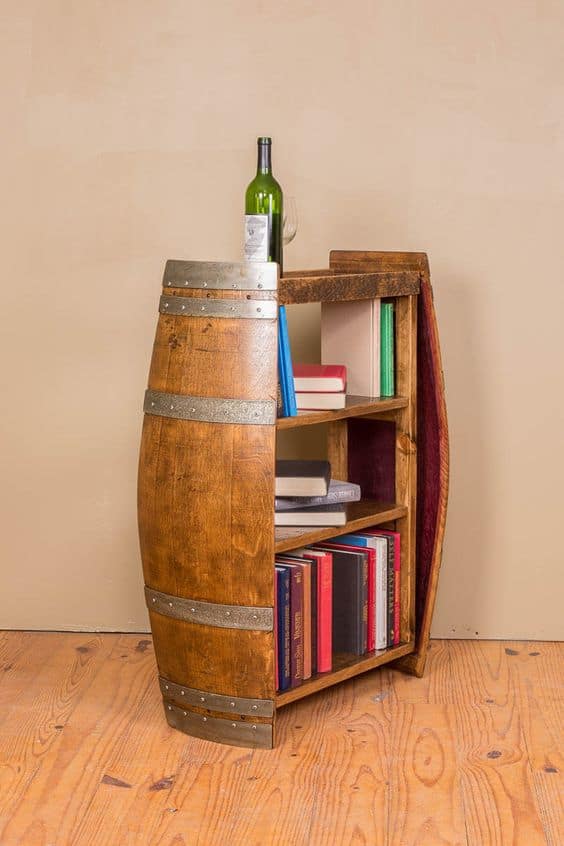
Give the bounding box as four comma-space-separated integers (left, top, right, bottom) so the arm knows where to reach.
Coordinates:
159, 294, 277, 320
143, 389, 276, 425
158, 677, 274, 717
162, 260, 278, 291
164, 701, 273, 749
145, 586, 273, 631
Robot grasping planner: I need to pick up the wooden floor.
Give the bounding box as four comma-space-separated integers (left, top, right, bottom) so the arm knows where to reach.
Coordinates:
0, 635, 562, 846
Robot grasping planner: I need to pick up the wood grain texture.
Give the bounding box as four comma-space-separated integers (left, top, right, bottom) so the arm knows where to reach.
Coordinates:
274, 500, 407, 553
0, 634, 561, 846
276, 394, 408, 430
279, 269, 419, 304
326, 419, 348, 480
137, 262, 279, 738
329, 250, 449, 678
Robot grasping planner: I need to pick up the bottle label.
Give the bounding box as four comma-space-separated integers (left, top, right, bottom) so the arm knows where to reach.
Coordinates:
244, 214, 269, 261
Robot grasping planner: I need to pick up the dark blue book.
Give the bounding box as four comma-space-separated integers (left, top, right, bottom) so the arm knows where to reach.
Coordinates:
275, 565, 291, 691
278, 306, 297, 417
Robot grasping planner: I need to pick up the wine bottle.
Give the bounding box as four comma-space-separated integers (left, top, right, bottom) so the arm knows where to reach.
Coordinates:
244, 137, 283, 271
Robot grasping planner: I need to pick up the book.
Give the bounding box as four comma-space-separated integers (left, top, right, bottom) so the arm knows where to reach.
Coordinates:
321, 298, 380, 397
274, 566, 291, 691
293, 363, 347, 392
276, 561, 304, 687
296, 392, 346, 410
314, 545, 367, 657
275, 504, 346, 527
332, 533, 388, 649
275, 459, 331, 497
275, 479, 360, 512
277, 556, 312, 680
278, 305, 297, 416
296, 548, 332, 673
380, 301, 395, 397
320, 541, 376, 652
364, 529, 401, 646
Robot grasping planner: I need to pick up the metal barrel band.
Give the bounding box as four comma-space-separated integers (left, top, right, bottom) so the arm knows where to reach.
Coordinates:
162, 260, 278, 291
143, 389, 276, 425
164, 700, 273, 749
159, 676, 274, 717
145, 586, 273, 631
159, 294, 277, 319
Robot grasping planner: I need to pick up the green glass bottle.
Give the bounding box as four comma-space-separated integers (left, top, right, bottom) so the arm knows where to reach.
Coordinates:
244, 137, 283, 272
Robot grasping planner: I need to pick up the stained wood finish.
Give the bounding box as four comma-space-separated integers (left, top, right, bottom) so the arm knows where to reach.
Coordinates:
0, 633, 561, 846
279, 269, 419, 304
138, 261, 279, 745
275, 501, 407, 553
330, 250, 449, 677
276, 394, 408, 429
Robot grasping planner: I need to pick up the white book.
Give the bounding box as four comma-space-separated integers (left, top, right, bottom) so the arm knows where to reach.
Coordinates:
296, 392, 346, 410
321, 299, 381, 397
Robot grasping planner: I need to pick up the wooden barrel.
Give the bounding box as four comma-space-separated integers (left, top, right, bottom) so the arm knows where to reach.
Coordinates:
138, 260, 279, 749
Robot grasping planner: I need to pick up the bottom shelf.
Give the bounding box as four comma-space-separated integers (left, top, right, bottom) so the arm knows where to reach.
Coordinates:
275, 641, 415, 707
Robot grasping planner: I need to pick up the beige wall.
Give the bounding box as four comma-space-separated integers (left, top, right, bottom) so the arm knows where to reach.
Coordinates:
2, 1, 563, 638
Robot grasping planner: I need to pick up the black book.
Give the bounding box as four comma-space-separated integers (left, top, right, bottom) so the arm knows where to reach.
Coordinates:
275, 460, 331, 497
314, 545, 367, 657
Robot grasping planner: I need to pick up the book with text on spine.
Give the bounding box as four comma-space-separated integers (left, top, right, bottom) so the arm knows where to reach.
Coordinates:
275, 479, 361, 512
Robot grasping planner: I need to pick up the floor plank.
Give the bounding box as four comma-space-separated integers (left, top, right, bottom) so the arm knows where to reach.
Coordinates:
0, 634, 561, 846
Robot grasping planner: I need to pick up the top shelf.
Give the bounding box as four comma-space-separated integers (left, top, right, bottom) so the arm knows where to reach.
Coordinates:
279, 268, 420, 305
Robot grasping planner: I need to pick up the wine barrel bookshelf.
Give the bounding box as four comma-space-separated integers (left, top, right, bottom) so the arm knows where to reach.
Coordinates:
137, 250, 449, 749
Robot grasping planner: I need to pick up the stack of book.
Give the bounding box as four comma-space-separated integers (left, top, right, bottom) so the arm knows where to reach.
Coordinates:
274, 460, 360, 526
293, 364, 347, 410
274, 527, 401, 691
321, 298, 395, 397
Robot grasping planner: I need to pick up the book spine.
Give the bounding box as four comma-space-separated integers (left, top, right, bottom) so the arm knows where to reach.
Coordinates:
360, 555, 368, 654
318, 554, 332, 672
385, 536, 395, 647
277, 309, 289, 415
279, 305, 297, 417
394, 539, 401, 645
310, 558, 318, 676
376, 541, 387, 650
381, 302, 395, 397
275, 567, 291, 691
302, 564, 312, 680
289, 566, 303, 686
366, 549, 375, 652
274, 569, 278, 686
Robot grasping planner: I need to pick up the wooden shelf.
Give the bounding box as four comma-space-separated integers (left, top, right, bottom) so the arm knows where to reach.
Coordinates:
277, 394, 407, 429
279, 268, 420, 305
276, 641, 415, 707
275, 500, 407, 553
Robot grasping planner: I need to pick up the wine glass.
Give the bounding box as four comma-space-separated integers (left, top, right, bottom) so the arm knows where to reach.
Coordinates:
283, 197, 298, 245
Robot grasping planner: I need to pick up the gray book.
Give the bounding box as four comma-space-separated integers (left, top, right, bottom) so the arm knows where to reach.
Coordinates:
275, 480, 361, 512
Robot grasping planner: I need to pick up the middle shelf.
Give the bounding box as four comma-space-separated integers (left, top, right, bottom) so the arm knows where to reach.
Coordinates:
276, 394, 408, 429
274, 499, 407, 553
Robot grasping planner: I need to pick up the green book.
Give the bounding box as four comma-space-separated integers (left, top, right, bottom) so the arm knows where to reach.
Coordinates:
380, 302, 395, 396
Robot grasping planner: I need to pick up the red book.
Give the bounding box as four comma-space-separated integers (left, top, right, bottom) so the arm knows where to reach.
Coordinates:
296, 548, 333, 673
274, 569, 278, 685
293, 363, 347, 392
364, 529, 401, 645
317, 542, 376, 653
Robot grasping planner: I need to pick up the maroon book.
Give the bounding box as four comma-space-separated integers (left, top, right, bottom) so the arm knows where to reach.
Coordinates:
280, 562, 304, 687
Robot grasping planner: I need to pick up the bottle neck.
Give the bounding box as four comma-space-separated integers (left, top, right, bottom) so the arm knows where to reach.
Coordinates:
256, 143, 272, 175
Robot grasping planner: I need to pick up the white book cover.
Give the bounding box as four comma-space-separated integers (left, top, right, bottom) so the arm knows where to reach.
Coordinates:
373, 537, 388, 650
321, 299, 381, 397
